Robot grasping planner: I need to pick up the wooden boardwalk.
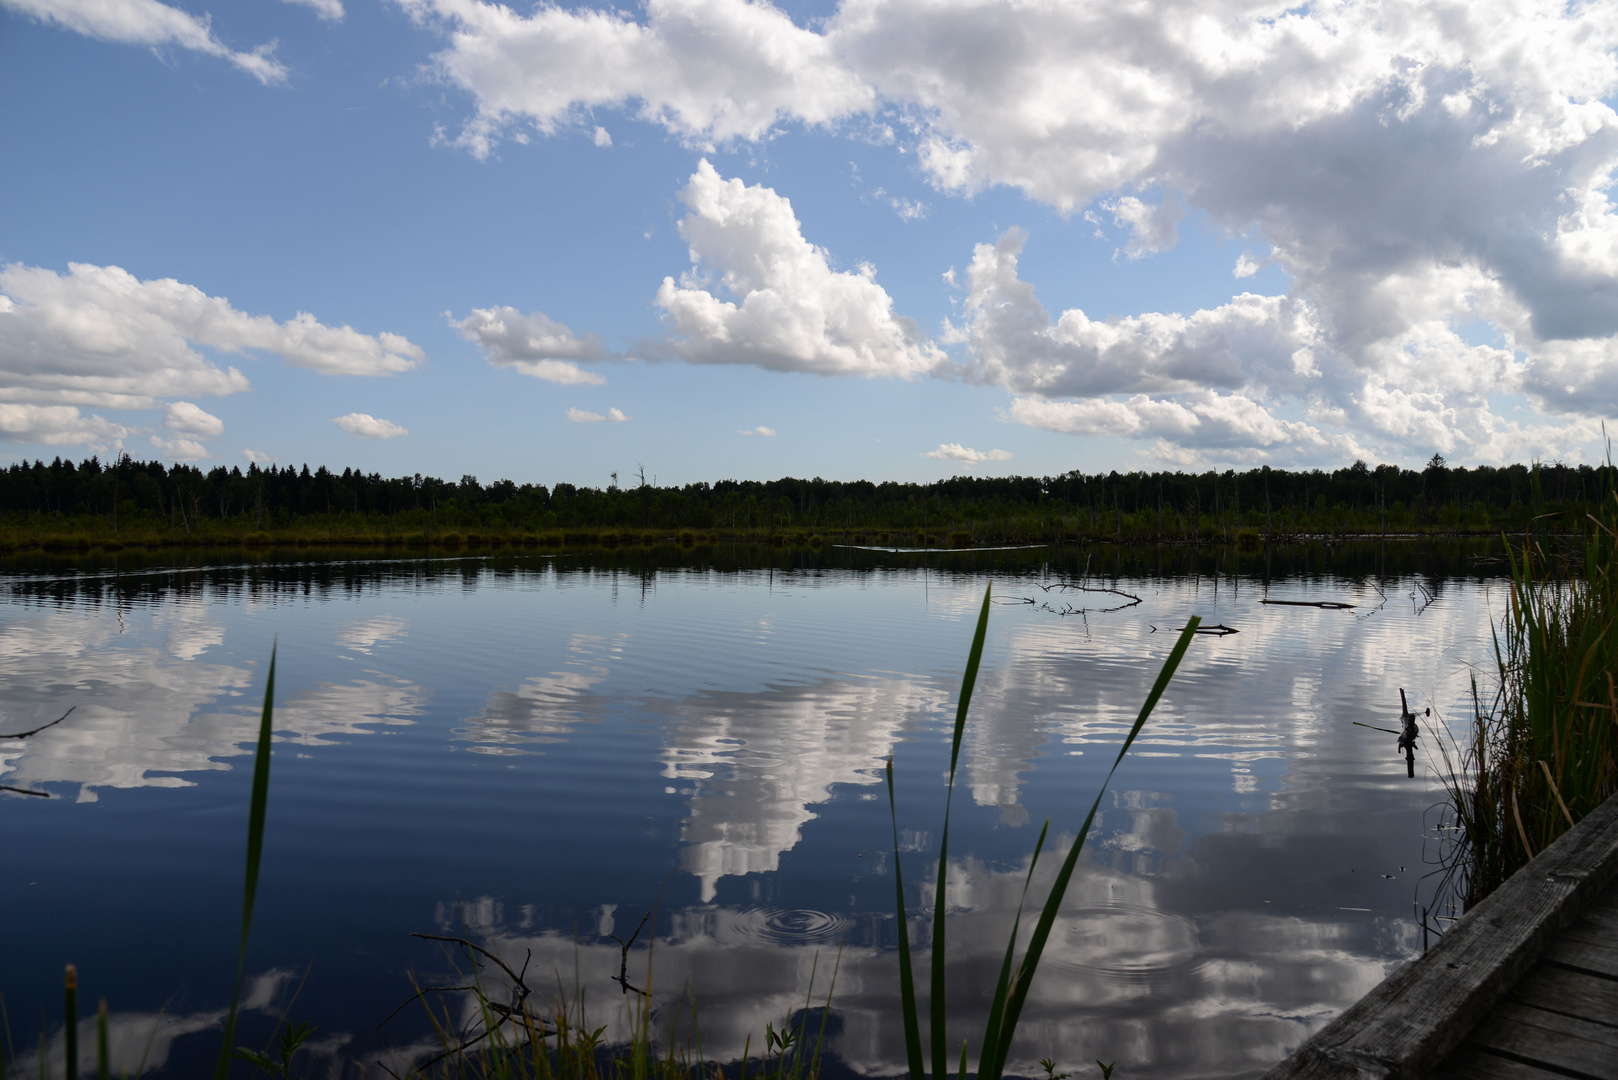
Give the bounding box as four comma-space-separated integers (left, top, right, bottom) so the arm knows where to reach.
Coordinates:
1434, 874, 1618, 1079
1259, 791, 1618, 1080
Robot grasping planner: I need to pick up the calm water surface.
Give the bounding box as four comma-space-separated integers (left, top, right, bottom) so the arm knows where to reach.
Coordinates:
1, 543, 1505, 1078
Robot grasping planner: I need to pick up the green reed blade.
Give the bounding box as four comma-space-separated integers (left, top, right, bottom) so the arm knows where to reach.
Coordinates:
95, 1000, 107, 1080
63, 966, 77, 1080
214, 644, 277, 1080
885, 760, 925, 1080
930, 584, 992, 1080
950, 585, 993, 783
979, 617, 1199, 1080
1, 990, 13, 1080
978, 819, 1048, 1068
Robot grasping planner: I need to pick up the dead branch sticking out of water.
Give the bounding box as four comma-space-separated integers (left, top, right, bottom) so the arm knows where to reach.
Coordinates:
394, 932, 558, 1070
999, 582, 1143, 617
610, 911, 652, 997
0, 708, 76, 796
1, 706, 75, 739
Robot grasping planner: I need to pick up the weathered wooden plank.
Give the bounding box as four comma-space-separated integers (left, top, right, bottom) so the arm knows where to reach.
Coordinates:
1466, 1000, 1618, 1079
1432, 1045, 1583, 1080
1545, 926, 1618, 979
1569, 891, 1618, 936
1511, 962, 1618, 1024
1258, 790, 1618, 1080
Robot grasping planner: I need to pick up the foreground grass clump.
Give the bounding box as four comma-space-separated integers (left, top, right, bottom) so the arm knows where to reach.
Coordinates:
1442, 483, 1618, 906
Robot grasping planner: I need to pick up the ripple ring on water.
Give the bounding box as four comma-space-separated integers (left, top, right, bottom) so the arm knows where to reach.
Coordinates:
734, 907, 853, 945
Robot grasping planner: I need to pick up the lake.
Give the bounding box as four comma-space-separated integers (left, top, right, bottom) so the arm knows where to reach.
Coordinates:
1, 541, 1504, 1079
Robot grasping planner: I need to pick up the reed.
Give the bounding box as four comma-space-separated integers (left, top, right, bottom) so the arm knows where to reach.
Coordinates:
214, 645, 279, 1079
1439, 483, 1618, 906
885, 585, 1199, 1080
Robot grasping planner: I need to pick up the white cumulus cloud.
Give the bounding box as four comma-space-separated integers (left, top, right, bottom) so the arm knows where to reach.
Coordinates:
566, 406, 630, 423
452, 306, 608, 385
923, 443, 1012, 466
739, 425, 776, 436
279, 0, 343, 21
0, 404, 129, 446
332, 413, 409, 438
393, 0, 874, 157
1106, 194, 1185, 259
163, 401, 224, 437
653, 160, 947, 377
2, 0, 288, 83
0, 263, 423, 412
149, 434, 209, 461
954, 229, 1320, 401
964, 228, 1603, 464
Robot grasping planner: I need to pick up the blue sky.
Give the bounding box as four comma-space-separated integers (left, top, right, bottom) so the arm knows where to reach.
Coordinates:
2, 0, 1616, 486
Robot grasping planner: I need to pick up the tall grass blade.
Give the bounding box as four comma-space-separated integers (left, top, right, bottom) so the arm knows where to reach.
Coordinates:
1, 991, 13, 1080
977, 617, 1200, 1080
95, 1000, 107, 1080
928, 584, 992, 1080
885, 759, 925, 1080
213, 644, 277, 1080
977, 821, 1048, 1067
63, 966, 77, 1080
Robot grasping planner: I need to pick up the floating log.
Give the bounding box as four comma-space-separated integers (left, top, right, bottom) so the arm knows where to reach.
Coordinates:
1260, 599, 1356, 609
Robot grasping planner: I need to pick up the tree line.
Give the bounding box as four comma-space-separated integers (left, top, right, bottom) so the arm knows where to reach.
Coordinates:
0, 453, 1611, 541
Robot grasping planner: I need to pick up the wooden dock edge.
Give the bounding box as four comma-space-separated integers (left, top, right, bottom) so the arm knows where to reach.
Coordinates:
1258, 789, 1618, 1080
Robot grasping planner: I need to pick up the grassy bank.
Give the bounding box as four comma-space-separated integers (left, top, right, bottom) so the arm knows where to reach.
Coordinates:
0, 507, 1601, 556
1442, 487, 1618, 906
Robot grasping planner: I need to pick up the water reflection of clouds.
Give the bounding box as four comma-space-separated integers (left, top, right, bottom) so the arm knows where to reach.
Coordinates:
404, 849, 1400, 1080
453, 631, 629, 750
0, 611, 255, 800
657, 676, 947, 902
646, 572, 1493, 902
12, 968, 349, 1078
0, 608, 423, 796
161, 602, 227, 660
337, 614, 409, 653
17, 1007, 225, 1078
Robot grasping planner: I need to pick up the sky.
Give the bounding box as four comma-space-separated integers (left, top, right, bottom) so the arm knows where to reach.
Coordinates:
2, 0, 1617, 487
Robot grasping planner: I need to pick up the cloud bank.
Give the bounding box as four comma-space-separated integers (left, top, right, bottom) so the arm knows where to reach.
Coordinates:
404, 0, 1618, 465
0, 262, 423, 411
0, 261, 425, 455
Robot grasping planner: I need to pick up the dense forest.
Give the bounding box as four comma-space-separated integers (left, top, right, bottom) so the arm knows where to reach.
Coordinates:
0, 453, 1612, 550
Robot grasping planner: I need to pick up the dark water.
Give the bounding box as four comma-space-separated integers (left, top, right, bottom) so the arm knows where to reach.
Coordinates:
1, 542, 1505, 1078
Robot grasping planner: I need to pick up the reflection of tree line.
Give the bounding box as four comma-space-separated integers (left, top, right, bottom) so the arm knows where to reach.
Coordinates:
2, 455, 1611, 548
1, 538, 1509, 607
